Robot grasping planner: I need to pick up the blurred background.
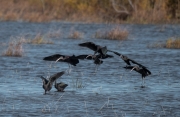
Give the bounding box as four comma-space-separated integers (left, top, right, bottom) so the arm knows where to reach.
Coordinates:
0, 0, 180, 23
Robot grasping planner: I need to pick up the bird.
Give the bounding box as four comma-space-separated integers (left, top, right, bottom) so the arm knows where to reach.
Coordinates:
78, 42, 109, 56
43, 54, 79, 68
110, 51, 146, 68
76, 54, 113, 60
54, 81, 68, 92
123, 66, 151, 88
40, 71, 65, 94
76, 54, 113, 72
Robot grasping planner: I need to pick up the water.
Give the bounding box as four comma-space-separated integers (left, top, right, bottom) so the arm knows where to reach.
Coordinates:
0, 21, 180, 116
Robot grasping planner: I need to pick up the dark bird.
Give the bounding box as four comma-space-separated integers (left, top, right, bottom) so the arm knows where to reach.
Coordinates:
78, 42, 109, 56
76, 54, 113, 60
54, 81, 68, 92
111, 51, 146, 68
124, 66, 151, 88
40, 71, 65, 94
43, 54, 79, 67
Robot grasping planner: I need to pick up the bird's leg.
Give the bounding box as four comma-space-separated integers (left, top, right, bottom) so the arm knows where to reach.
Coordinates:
44, 90, 46, 95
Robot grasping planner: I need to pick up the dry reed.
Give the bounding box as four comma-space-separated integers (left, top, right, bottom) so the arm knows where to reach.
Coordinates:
68, 31, 84, 39
3, 39, 24, 57
95, 27, 128, 40
165, 37, 180, 49
26, 33, 53, 44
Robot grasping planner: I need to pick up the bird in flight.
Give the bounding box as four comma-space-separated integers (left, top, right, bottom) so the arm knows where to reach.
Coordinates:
124, 66, 151, 88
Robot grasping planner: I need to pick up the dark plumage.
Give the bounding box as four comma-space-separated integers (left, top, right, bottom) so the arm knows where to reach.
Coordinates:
43, 54, 79, 66
76, 54, 113, 60
78, 42, 108, 56
111, 51, 146, 68
54, 81, 68, 92
124, 66, 151, 87
40, 71, 65, 94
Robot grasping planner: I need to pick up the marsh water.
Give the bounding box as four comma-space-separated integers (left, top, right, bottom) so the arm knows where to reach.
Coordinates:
0, 21, 180, 117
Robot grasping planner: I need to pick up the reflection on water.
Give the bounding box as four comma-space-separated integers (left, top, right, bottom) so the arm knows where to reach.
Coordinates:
0, 22, 180, 116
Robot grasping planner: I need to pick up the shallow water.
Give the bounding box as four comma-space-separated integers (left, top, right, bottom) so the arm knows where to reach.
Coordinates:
0, 22, 180, 117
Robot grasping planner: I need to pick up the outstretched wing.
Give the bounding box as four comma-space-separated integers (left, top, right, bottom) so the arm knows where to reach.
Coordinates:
76, 54, 94, 60
40, 76, 48, 84
129, 59, 147, 68
123, 66, 134, 70
143, 68, 151, 75
111, 51, 122, 56
79, 42, 98, 52
49, 71, 65, 83
43, 54, 65, 61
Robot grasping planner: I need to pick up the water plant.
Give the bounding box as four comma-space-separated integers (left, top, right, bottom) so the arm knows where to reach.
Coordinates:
26, 33, 53, 44
3, 39, 24, 57
68, 30, 84, 39
95, 27, 128, 40
165, 37, 180, 49
72, 77, 84, 88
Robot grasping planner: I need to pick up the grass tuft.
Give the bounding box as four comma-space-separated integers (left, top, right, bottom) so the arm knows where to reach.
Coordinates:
46, 29, 61, 38
27, 33, 53, 44
69, 30, 84, 39
165, 37, 180, 49
3, 39, 24, 57
72, 78, 84, 88
95, 27, 128, 40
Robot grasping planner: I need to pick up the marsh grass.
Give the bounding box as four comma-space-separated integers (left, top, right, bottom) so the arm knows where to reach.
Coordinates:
46, 29, 61, 38
3, 39, 24, 57
27, 33, 53, 44
68, 30, 84, 39
72, 78, 84, 88
165, 38, 180, 49
95, 27, 128, 40
148, 37, 180, 49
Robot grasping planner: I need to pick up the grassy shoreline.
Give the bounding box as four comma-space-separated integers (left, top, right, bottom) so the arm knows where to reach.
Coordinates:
0, 0, 180, 24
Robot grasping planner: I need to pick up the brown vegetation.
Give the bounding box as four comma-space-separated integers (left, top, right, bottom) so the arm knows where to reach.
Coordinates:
3, 39, 24, 57
0, 0, 179, 23
26, 33, 53, 44
165, 37, 180, 49
95, 27, 128, 40
68, 30, 84, 39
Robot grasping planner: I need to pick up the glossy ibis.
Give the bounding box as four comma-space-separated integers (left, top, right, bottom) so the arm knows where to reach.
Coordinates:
43, 54, 79, 69
78, 42, 109, 56
111, 51, 146, 68
40, 71, 65, 94
124, 66, 151, 88
54, 82, 68, 92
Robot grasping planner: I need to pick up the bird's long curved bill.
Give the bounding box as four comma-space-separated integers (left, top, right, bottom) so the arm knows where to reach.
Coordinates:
130, 67, 136, 72
86, 54, 93, 59
55, 57, 63, 63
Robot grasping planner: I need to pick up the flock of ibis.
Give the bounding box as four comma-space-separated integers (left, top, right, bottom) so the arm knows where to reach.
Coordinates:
40, 42, 151, 94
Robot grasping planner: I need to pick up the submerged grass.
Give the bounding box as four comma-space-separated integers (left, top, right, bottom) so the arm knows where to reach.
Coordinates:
72, 77, 84, 88
95, 27, 128, 40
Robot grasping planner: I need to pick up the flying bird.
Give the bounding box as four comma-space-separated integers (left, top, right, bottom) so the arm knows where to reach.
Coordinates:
111, 51, 146, 68
76, 54, 113, 60
124, 66, 151, 88
78, 42, 109, 56
43, 54, 79, 67
54, 82, 68, 92
40, 71, 65, 94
